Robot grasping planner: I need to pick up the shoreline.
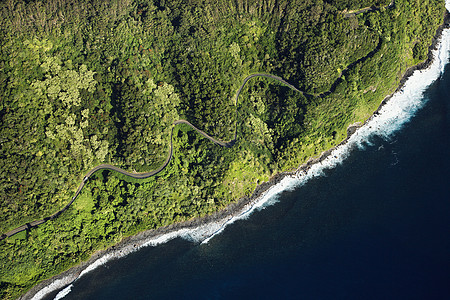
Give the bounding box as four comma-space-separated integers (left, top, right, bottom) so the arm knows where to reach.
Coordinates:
21, 10, 450, 300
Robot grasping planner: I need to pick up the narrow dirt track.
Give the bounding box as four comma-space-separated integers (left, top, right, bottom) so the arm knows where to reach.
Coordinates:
344, 0, 395, 18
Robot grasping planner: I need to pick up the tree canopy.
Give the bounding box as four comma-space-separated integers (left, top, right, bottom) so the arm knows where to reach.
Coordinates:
0, 0, 445, 298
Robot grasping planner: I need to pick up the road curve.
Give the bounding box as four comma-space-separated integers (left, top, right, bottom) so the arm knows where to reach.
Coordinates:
0, 73, 304, 241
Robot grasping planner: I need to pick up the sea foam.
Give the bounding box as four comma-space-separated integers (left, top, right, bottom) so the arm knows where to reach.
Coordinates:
31, 5, 450, 299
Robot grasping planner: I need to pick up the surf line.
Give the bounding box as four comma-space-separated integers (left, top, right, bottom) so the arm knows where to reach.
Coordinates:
23, 7, 450, 300
191, 6, 450, 246
0, 73, 305, 241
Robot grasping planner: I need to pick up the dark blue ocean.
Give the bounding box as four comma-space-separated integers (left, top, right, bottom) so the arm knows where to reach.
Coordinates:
47, 62, 450, 300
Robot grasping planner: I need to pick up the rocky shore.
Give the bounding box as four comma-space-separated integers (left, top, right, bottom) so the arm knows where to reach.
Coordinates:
20, 9, 450, 300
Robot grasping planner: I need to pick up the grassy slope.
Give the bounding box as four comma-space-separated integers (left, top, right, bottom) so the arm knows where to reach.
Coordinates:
0, 0, 445, 298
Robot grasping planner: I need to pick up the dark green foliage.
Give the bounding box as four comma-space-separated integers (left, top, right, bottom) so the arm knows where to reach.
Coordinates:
0, 0, 445, 298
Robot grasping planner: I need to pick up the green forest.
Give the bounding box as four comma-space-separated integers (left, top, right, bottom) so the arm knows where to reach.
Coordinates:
0, 0, 446, 298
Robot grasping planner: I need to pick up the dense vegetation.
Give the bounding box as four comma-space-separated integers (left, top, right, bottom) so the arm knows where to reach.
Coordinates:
0, 0, 445, 298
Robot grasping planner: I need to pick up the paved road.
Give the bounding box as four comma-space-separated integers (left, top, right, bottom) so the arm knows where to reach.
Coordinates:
1, 1, 398, 240
0, 73, 304, 241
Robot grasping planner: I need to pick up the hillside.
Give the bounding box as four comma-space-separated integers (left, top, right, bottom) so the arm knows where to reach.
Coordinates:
0, 0, 445, 298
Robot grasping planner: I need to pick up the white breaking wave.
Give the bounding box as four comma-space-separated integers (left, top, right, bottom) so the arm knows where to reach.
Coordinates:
31, 5, 450, 300
199, 14, 450, 245
30, 279, 74, 300
53, 285, 73, 300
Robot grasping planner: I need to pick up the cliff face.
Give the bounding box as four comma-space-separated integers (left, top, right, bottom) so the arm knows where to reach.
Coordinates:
0, 0, 446, 298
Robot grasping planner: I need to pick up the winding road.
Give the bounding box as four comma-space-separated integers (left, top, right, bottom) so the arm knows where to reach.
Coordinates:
0, 0, 397, 241
0, 73, 304, 241
1, 0, 395, 240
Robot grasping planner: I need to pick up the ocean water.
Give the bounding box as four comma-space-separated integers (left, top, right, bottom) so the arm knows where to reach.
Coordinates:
38, 20, 450, 300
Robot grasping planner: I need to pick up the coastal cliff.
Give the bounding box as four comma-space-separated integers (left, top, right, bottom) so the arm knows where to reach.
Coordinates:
0, 0, 447, 298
